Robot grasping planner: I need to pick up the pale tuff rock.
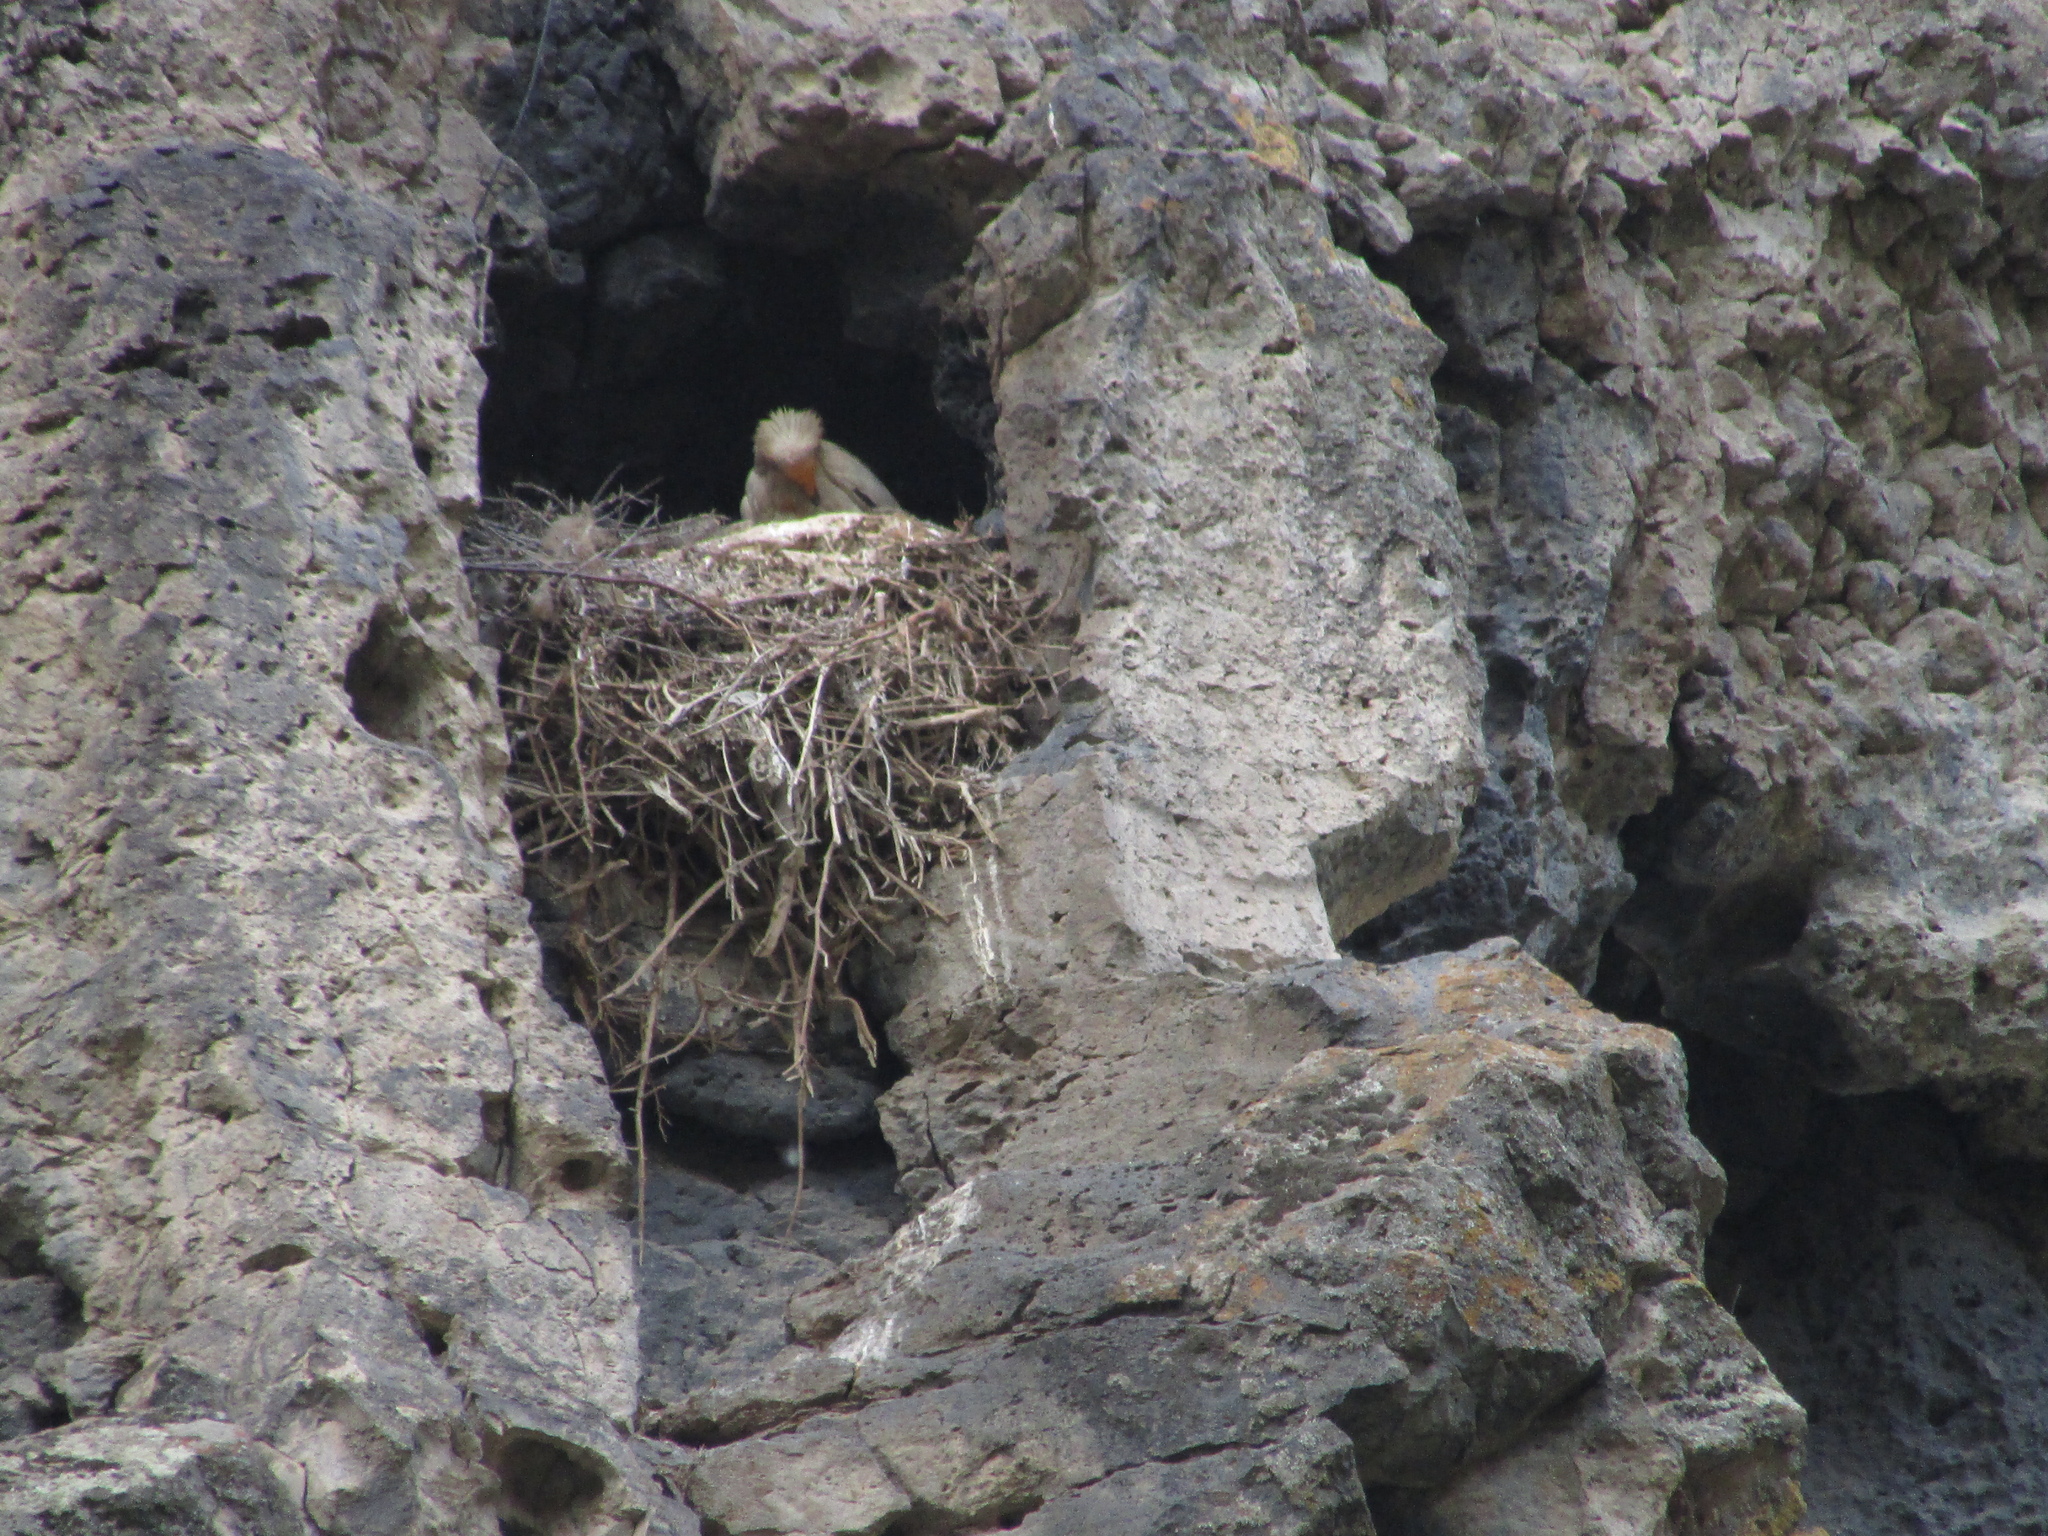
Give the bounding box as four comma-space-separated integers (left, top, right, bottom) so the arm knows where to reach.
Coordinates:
7, 1, 2048, 1535
0, 111, 688, 1536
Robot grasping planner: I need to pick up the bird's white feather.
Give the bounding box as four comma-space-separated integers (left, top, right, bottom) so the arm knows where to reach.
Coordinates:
754, 407, 825, 467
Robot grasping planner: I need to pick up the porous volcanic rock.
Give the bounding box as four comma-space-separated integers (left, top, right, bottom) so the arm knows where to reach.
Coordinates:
0, 65, 690, 1536
1697, 1065, 2048, 1536
664, 941, 1801, 1535
1334, 0, 2048, 1167
11, 0, 2048, 1533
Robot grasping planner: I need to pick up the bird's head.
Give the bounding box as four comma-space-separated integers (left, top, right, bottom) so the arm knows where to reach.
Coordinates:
754, 408, 826, 500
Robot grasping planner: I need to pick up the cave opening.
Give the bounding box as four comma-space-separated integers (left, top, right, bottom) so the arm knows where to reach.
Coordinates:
475, 208, 989, 1217
1594, 781, 2048, 1536
473, 205, 954, 1448
463, 13, 1023, 1352
466, 0, 996, 530
476, 234, 993, 528
1681, 1037, 2048, 1536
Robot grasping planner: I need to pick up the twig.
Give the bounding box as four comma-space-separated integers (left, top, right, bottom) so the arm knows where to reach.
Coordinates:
466, 487, 1061, 1150
465, 561, 742, 626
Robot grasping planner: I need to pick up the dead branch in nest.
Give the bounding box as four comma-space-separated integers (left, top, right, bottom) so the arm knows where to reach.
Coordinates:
465, 487, 1061, 1124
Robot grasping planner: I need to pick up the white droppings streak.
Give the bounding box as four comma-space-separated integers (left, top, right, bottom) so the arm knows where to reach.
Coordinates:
826, 1181, 983, 1365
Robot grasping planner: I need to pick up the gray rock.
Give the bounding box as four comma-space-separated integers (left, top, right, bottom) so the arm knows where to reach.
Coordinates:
651, 0, 1015, 245
941, 18, 1484, 980
1356, 352, 1649, 985
1724, 517, 1816, 619
656, 1054, 880, 1146
959, 7, 1045, 102
1448, 223, 1542, 386
1393, 139, 1500, 229
1900, 607, 2001, 695
1313, 31, 1391, 114
636, 1144, 903, 1417
0, 1420, 312, 1536
1706, 1092, 2048, 1536
0, 1278, 78, 1373
0, 141, 684, 1535
686, 1421, 911, 1536
1014, 1421, 1368, 1535
723, 943, 1797, 1533
1842, 559, 1916, 637
652, 1348, 853, 1445
1320, 130, 1414, 255
1838, 479, 1935, 565
1988, 120, 2048, 182
12, 2, 2048, 1535
1913, 307, 2000, 401
471, 0, 701, 250
0, 1368, 62, 1442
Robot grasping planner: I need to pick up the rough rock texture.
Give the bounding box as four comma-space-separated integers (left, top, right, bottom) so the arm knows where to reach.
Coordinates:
636, 1140, 904, 1443
11, 0, 2048, 1533
647, 942, 1799, 1536
957, 11, 1484, 973
1332, 0, 2048, 1159
0, 9, 690, 1534
1309, 1, 2048, 1525
0, 1419, 313, 1536
1693, 1055, 2048, 1536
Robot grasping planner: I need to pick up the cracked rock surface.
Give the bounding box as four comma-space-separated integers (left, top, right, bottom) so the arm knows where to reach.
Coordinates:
6, 0, 2048, 1534
0, 6, 693, 1531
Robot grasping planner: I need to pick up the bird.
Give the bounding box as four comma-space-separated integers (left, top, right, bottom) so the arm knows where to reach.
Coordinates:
742, 407, 903, 524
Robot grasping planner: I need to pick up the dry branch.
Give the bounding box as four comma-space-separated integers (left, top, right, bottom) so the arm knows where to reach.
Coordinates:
466, 488, 1059, 1106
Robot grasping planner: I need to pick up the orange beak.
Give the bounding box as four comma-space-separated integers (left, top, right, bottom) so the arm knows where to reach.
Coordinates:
787, 455, 819, 500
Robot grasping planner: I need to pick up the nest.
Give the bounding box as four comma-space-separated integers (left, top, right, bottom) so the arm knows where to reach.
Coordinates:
466, 489, 1059, 1114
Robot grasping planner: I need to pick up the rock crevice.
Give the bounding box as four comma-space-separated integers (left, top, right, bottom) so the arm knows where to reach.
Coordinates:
6, 0, 2048, 1533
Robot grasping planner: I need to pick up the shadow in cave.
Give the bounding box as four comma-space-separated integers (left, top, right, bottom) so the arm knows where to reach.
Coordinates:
477, 236, 992, 525
1590, 765, 2048, 1536
631, 1077, 909, 1419
1683, 1039, 2048, 1536
473, 195, 993, 1195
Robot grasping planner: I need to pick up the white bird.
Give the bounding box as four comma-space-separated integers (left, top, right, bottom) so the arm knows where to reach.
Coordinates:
742, 408, 903, 524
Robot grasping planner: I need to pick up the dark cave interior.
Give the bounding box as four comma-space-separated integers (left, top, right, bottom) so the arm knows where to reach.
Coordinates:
465, 0, 993, 529
477, 235, 992, 527
1686, 1037, 2048, 1536
1587, 792, 2048, 1535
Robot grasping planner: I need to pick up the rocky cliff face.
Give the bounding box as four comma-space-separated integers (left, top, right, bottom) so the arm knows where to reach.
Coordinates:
3, 2, 2047, 1535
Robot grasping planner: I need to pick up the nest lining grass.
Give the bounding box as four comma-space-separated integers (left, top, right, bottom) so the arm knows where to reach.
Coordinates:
466, 487, 1058, 1156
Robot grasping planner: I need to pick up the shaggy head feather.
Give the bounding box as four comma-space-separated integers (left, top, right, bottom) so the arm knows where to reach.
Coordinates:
754, 407, 826, 469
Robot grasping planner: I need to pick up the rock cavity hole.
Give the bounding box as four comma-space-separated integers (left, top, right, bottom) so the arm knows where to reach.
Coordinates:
489, 1431, 607, 1528
343, 605, 440, 745
409, 1302, 454, 1360
478, 239, 993, 526
239, 1243, 312, 1275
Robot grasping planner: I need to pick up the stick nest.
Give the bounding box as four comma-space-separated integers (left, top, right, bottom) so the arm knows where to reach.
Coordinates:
466, 490, 1060, 1096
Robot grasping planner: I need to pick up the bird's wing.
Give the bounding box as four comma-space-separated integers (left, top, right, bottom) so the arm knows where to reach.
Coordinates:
741, 467, 771, 523
743, 467, 809, 524
817, 441, 904, 511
